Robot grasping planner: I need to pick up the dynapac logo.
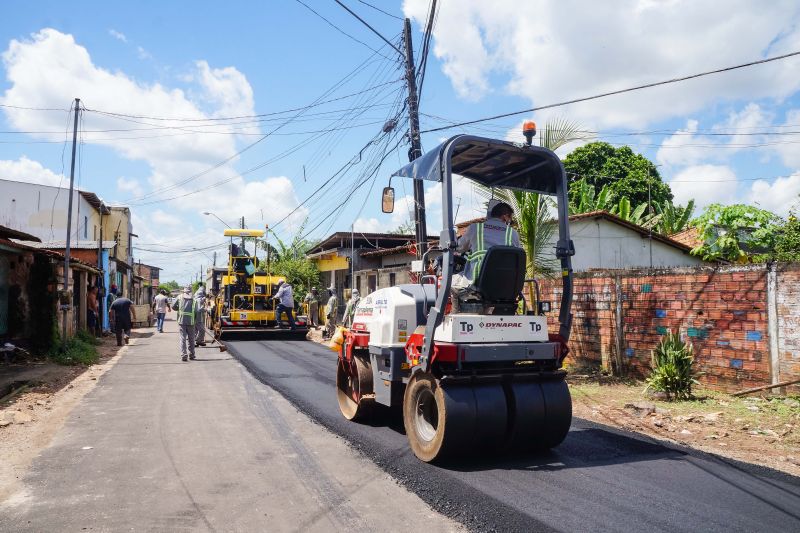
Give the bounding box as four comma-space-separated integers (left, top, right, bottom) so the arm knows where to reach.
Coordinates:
479, 321, 522, 329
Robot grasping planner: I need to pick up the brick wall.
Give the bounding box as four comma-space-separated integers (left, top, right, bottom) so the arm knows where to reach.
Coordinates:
538, 263, 799, 393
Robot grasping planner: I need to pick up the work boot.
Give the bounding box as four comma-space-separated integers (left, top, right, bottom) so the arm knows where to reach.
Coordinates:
181, 355, 188, 362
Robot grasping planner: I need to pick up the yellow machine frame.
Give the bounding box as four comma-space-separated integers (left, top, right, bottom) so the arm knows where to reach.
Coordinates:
212, 229, 308, 336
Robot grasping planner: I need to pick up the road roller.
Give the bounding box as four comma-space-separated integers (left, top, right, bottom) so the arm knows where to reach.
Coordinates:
335, 131, 575, 462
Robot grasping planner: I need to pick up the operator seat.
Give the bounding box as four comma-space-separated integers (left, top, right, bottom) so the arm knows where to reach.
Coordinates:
465, 245, 526, 315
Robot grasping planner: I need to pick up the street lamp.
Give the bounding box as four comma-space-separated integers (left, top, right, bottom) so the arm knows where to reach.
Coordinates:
203, 211, 232, 229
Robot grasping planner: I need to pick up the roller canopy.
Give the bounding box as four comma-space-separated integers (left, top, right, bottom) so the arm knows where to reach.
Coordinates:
391, 135, 563, 196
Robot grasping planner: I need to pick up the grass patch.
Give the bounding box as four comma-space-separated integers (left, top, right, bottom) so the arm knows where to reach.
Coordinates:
49, 329, 100, 366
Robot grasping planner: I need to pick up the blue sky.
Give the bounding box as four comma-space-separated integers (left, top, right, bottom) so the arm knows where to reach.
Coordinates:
2, 1, 800, 281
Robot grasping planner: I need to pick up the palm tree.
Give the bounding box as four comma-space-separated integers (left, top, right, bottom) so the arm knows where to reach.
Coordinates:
474, 117, 588, 280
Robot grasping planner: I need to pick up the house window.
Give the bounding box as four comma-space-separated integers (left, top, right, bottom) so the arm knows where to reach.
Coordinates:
83, 216, 88, 238
368, 274, 376, 293
389, 273, 396, 287
356, 276, 362, 294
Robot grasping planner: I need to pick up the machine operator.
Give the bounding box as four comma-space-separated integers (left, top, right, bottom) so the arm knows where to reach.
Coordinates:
454, 200, 521, 288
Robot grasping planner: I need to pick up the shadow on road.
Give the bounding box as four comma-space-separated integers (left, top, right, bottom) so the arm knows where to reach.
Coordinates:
445, 426, 686, 472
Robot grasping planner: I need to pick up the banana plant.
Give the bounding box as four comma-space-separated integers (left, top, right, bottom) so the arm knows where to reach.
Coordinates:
569, 179, 614, 215
654, 199, 695, 235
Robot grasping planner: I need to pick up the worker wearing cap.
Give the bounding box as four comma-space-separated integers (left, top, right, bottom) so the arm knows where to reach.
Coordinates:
303, 287, 320, 328
273, 280, 296, 331
454, 201, 521, 291
323, 286, 338, 338
174, 286, 196, 361
194, 283, 207, 347
343, 288, 360, 328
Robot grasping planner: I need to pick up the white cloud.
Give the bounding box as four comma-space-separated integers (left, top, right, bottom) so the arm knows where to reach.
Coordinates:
405, 0, 800, 128
656, 119, 717, 168
747, 172, 800, 216
194, 60, 256, 131
0, 156, 63, 186
774, 108, 800, 168
668, 164, 738, 211
0, 29, 306, 281
353, 217, 384, 233
209, 176, 309, 234
116, 176, 142, 197
136, 46, 152, 60
151, 209, 182, 227
0, 28, 258, 204
108, 29, 127, 43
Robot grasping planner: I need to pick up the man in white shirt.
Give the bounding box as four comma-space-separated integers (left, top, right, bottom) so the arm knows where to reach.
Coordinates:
152, 289, 171, 333
273, 281, 296, 331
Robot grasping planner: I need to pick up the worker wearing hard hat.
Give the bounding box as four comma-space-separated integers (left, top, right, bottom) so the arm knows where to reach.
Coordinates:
174, 286, 196, 362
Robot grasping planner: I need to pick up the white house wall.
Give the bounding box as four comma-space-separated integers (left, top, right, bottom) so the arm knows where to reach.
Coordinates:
548, 218, 703, 271
0, 179, 101, 243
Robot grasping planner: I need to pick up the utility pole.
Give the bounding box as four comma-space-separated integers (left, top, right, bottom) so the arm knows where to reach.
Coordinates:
240, 216, 245, 229
212, 251, 217, 267
403, 18, 427, 260
62, 98, 80, 348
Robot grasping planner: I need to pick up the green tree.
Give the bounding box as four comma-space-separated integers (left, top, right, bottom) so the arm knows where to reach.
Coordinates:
563, 142, 672, 207
389, 220, 415, 235
159, 280, 180, 292
690, 204, 781, 262
774, 211, 800, 261
264, 223, 321, 296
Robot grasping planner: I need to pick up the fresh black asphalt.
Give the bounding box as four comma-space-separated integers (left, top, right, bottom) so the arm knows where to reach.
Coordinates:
228, 338, 800, 533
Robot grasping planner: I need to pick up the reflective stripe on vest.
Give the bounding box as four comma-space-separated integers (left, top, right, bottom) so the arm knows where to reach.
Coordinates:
465, 223, 513, 279
177, 296, 196, 326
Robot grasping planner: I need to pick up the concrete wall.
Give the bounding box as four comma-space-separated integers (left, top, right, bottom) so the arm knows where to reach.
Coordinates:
775, 264, 800, 387
354, 266, 411, 296
0, 179, 101, 243
538, 263, 800, 394
548, 218, 703, 271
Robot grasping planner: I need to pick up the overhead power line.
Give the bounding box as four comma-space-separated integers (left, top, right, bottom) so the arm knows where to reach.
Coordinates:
356, 0, 402, 20
421, 49, 800, 134
294, 0, 395, 60
333, 0, 404, 57
82, 78, 399, 122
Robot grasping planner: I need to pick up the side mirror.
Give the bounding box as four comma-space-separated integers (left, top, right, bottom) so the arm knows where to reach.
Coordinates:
381, 187, 395, 213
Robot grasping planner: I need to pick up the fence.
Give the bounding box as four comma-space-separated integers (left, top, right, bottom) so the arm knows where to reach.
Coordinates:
538, 263, 800, 394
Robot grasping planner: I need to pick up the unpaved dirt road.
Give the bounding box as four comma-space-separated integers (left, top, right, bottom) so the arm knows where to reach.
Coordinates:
229, 338, 800, 533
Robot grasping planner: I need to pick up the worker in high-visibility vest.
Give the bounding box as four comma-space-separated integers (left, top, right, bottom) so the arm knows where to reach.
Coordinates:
452, 201, 521, 310
174, 286, 197, 362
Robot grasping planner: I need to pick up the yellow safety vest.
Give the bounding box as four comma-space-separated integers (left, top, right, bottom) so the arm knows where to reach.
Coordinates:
177, 296, 196, 326
466, 222, 513, 280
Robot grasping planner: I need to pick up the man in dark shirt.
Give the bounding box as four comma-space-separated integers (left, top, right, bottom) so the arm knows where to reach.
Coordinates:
109, 295, 136, 346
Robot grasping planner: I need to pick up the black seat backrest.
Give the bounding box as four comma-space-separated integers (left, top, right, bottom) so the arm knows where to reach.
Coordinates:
473, 245, 525, 303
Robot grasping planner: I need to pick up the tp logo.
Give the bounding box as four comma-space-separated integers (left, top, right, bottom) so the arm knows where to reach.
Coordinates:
459, 322, 474, 333
530, 322, 542, 332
